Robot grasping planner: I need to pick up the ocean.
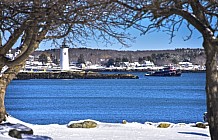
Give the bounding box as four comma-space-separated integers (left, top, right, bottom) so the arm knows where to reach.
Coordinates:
5, 72, 206, 125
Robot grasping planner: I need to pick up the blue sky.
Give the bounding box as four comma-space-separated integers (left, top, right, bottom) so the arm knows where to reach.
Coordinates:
107, 29, 203, 51
39, 26, 203, 51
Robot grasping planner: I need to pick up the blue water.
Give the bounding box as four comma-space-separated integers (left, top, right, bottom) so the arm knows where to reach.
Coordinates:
5, 72, 206, 125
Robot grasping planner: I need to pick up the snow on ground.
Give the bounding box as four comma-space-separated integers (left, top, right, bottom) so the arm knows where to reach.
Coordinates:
0, 116, 210, 140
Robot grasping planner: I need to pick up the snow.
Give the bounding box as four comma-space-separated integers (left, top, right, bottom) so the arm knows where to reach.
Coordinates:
206, 28, 213, 36
0, 116, 210, 140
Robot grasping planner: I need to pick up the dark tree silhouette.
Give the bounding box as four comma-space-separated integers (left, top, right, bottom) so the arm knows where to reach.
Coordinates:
38, 53, 48, 65
77, 54, 85, 64
106, 58, 115, 67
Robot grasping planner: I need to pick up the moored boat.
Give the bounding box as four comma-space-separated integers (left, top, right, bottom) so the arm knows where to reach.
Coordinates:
145, 66, 182, 76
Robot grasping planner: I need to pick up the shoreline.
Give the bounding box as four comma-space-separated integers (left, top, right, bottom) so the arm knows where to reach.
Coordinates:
85, 69, 206, 73
14, 71, 139, 80
0, 116, 210, 140
14, 70, 205, 80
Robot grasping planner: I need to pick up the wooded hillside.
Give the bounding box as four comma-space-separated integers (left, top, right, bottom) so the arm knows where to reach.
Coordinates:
33, 48, 206, 66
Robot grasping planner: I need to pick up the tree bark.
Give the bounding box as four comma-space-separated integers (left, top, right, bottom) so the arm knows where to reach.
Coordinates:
204, 41, 218, 140
0, 63, 24, 123
0, 76, 7, 122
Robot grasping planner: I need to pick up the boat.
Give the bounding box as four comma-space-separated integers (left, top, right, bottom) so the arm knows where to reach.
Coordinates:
145, 66, 182, 76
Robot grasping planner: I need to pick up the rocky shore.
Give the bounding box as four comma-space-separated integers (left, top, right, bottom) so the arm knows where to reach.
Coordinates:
15, 71, 139, 80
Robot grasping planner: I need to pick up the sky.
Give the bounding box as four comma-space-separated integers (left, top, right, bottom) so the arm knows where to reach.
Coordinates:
114, 28, 203, 51
38, 27, 203, 51
8, 27, 203, 52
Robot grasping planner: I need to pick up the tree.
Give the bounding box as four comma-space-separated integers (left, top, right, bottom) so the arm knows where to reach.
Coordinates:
0, 1, 137, 123
146, 56, 153, 62
122, 57, 129, 62
171, 58, 178, 65
138, 57, 144, 64
151, 53, 157, 64
38, 53, 48, 65
115, 57, 121, 66
77, 54, 85, 64
114, 1, 218, 139
106, 58, 115, 67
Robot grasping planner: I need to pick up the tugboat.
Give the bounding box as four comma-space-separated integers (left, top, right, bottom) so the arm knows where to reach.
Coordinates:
145, 66, 182, 76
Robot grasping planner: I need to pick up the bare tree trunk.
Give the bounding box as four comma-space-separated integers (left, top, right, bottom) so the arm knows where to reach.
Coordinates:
0, 64, 24, 123
204, 41, 218, 140
0, 76, 7, 122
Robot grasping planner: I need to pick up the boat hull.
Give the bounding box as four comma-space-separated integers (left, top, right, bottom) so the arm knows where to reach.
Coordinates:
145, 70, 182, 77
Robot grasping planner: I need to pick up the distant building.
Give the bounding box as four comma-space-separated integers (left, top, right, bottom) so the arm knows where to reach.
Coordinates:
142, 60, 155, 67
60, 39, 70, 71
178, 62, 194, 70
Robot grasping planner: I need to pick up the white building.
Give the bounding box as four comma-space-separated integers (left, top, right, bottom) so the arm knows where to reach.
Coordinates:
60, 39, 70, 71
178, 62, 194, 70
142, 60, 155, 67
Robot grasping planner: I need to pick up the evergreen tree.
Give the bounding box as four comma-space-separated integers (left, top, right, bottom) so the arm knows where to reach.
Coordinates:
77, 54, 85, 64
38, 53, 48, 65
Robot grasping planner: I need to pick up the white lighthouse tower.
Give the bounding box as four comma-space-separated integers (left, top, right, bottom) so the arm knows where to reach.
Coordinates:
60, 39, 70, 71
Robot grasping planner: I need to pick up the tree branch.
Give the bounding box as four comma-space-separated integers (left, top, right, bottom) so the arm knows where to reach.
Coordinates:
0, 21, 28, 55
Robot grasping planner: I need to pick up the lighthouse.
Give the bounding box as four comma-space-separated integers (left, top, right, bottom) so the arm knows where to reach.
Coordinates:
60, 39, 69, 71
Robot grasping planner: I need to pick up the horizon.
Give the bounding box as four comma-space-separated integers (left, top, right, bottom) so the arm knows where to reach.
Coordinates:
38, 46, 204, 52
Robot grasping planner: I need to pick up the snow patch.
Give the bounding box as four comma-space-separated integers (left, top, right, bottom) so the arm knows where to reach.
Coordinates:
0, 115, 211, 140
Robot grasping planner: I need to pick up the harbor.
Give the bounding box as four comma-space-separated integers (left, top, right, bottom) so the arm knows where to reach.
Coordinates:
6, 72, 206, 125
6, 46, 206, 75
